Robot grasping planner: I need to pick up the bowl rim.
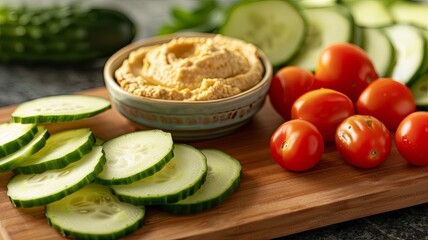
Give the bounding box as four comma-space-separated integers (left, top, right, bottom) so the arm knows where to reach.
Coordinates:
103, 32, 273, 105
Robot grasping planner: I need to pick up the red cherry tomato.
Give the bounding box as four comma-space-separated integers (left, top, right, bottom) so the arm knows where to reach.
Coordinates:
268, 66, 315, 120
335, 115, 392, 168
270, 119, 324, 171
291, 88, 355, 143
356, 78, 416, 131
395, 112, 428, 166
315, 43, 378, 102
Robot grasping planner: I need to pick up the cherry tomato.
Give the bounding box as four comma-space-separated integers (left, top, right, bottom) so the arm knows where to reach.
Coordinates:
270, 119, 324, 171
315, 43, 378, 102
268, 66, 315, 120
335, 115, 392, 168
291, 88, 355, 143
395, 112, 428, 166
356, 78, 416, 131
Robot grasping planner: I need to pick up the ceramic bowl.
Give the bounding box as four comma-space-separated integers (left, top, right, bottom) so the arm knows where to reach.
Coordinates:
103, 33, 273, 140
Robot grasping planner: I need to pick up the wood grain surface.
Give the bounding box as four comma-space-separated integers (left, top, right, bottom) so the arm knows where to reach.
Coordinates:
1, 87, 428, 240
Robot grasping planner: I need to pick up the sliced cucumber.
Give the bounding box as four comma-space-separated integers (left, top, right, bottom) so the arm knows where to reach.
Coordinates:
0, 126, 49, 172
0, 122, 38, 158
343, 0, 394, 28
390, 1, 428, 30
46, 183, 144, 240
7, 146, 105, 208
290, 5, 354, 71
298, 0, 337, 7
410, 73, 428, 110
96, 130, 174, 185
362, 27, 396, 77
11, 95, 111, 124
384, 24, 428, 85
163, 149, 241, 214
111, 144, 207, 206
219, 0, 307, 67
14, 128, 95, 174
95, 137, 105, 146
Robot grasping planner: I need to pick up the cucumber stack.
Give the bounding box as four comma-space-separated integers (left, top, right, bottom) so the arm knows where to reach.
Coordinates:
219, 0, 426, 73
1, 94, 242, 239
217, 0, 428, 108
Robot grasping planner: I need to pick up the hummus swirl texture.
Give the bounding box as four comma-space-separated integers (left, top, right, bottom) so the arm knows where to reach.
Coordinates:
115, 35, 264, 101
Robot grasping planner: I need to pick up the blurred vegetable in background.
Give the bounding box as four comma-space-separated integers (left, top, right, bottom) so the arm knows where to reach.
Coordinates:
157, 0, 227, 35
0, 4, 136, 64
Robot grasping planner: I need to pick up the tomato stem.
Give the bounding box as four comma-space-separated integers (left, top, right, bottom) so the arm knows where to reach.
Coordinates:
365, 116, 373, 128
282, 141, 288, 149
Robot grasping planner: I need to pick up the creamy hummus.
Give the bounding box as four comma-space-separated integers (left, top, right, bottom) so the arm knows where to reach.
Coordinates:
115, 35, 264, 101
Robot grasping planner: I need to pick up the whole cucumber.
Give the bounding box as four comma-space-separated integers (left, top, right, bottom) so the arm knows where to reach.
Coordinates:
0, 5, 136, 63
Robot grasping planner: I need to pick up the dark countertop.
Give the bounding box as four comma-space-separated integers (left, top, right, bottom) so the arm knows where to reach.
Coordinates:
1, 1, 427, 239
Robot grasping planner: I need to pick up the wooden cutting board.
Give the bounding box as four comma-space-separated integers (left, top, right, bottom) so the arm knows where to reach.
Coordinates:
1, 87, 428, 240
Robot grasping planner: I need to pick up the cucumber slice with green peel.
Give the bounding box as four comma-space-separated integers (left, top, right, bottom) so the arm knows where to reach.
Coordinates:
352, 24, 365, 47
7, 146, 105, 208
410, 73, 428, 110
0, 126, 49, 172
219, 0, 308, 67
95, 137, 105, 146
96, 130, 174, 185
362, 27, 396, 77
163, 149, 242, 214
343, 0, 394, 28
46, 183, 144, 240
290, 5, 354, 71
384, 24, 428, 85
14, 128, 96, 174
0, 122, 38, 158
11, 95, 111, 124
111, 144, 207, 206
390, 1, 428, 30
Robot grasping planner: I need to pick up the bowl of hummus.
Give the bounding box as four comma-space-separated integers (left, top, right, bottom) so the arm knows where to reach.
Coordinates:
104, 33, 273, 140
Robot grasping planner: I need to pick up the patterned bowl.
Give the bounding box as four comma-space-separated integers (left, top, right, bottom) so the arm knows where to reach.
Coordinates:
103, 33, 273, 140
